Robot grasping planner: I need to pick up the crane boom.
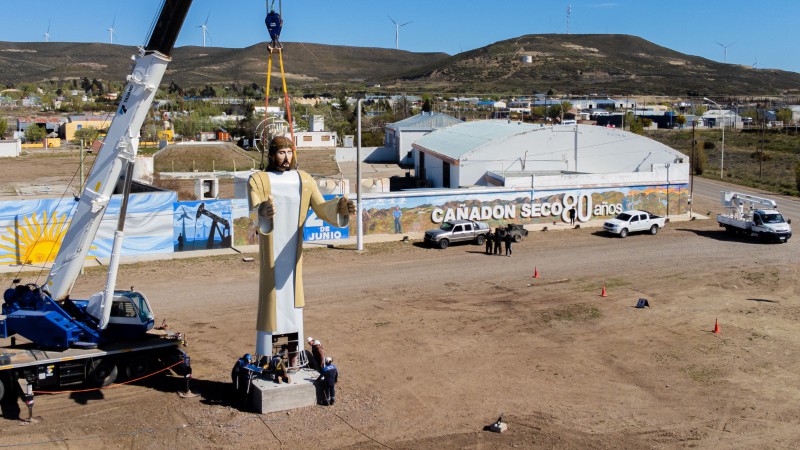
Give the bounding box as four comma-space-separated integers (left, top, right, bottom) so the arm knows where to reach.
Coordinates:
45, 0, 193, 302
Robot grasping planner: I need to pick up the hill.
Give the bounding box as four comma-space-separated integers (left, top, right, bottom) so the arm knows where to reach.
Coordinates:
1, 35, 799, 96
0, 41, 448, 89
392, 34, 800, 96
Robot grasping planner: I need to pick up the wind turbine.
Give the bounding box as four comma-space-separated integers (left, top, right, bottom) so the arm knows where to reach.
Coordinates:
198, 11, 212, 47
43, 20, 51, 42
715, 41, 735, 63
107, 16, 117, 44
388, 16, 412, 50
752, 57, 758, 69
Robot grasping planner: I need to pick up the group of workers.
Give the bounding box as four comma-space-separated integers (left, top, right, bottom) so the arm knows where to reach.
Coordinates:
485, 228, 513, 257
307, 336, 339, 406
231, 336, 339, 407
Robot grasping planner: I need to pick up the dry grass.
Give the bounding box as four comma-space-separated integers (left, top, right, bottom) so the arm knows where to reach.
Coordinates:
153, 142, 257, 173
647, 128, 800, 195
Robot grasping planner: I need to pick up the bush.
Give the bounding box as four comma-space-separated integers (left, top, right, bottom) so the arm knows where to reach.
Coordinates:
693, 146, 706, 175
703, 141, 715, 150
794, 163, 800, 191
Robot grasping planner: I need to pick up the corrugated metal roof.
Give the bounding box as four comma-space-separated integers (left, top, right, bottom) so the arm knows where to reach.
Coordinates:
387, 112, 462, 131
413, 120, 544, 160
413, 120, 687, 174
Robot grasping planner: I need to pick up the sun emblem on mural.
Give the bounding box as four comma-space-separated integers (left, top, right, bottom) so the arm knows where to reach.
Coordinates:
0, 210, 72, 265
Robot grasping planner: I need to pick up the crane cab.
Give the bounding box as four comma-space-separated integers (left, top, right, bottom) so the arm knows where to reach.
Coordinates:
85, 290, 155, 339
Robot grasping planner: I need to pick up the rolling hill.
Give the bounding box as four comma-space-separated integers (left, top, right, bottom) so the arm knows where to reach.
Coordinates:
1, 34, 798, 96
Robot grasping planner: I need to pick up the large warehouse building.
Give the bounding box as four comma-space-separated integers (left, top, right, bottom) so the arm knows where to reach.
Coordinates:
411, 120, 688, 189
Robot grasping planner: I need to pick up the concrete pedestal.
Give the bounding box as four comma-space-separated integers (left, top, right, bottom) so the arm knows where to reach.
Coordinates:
250, 368, 319, 414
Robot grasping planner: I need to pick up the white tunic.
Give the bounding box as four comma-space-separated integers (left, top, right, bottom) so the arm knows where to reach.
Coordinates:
255, 171, 304, 355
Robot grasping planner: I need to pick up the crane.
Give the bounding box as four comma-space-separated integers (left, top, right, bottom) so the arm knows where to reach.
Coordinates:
5, 0, 194, 347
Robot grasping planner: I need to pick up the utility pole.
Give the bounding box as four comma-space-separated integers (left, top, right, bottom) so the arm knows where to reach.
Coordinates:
690, 120, 696, 219
79, 139, 85, 192
703, 97, 725, 179
760, 110, 765, 180
356, 98, 363, 251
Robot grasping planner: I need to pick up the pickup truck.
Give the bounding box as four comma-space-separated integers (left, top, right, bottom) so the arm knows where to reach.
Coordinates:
424, 220, 491, 249
603, 210, 667, 238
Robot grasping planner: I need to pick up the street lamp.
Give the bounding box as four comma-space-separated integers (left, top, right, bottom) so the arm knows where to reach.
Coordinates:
703, 97, 725, 179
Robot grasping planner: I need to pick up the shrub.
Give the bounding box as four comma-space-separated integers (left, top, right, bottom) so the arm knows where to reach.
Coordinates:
693, 146, 706, 175
790, 164, 800, 190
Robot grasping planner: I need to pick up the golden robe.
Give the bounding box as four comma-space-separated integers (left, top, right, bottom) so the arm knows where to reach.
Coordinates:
247, 170, 348, 333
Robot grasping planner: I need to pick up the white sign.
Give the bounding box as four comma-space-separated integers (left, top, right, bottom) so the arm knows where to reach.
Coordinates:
431, 193, 622, 223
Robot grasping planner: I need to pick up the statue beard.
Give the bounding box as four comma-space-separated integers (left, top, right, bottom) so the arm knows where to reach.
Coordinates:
268, 155, 293, 172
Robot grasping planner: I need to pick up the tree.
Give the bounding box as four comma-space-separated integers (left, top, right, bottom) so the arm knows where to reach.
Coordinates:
168, 81, 184, 95
337, 93, 350, 114
547, 103, 562, 120
693, 144, 706, 175
0, 118, 7, 139
795, 163, 800, 193
72, 126, 100, 145
629, 115, 644, 134
91, 78, 104, 95
776, 108, 792, 125
694, 105, 707, 116
25, 124, 46, 143
200, 85, 216, 98
81, 77, 92, 93
421, 97, 432, 113
676, 115, 687, 127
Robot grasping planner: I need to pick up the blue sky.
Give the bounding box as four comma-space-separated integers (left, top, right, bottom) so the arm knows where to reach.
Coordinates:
2, 0, 799, 73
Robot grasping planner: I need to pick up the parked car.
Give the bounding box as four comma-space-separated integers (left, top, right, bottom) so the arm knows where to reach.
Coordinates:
501, 223, 528, 242
603, 210, 667, 238
424, 220, 491, 249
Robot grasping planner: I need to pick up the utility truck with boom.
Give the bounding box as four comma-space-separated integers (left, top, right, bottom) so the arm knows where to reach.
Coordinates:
0, 0, 193, 421
716, 191, 792, 243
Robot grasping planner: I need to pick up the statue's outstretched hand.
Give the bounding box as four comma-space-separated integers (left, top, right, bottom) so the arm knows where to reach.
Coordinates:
338, 196, 355, 215
259, 195, 276, 219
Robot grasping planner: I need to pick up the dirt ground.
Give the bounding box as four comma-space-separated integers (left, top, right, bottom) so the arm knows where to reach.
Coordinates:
2, 154, 800, 448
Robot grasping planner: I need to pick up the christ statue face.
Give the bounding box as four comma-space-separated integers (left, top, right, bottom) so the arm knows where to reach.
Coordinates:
271, 147, 294, 172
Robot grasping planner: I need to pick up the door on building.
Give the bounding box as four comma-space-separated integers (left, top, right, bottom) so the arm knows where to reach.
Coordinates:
443, 162, 450, 188
419, 152, 426, 179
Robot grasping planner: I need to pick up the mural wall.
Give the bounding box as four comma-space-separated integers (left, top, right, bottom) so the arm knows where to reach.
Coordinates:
354, 184, 688, 235
0, 184, 683, 265
0, 193, 352, 265
0, 192, 175, 266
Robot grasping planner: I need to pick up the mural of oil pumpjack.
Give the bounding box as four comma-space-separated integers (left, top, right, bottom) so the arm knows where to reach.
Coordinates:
174, 202, 232, 252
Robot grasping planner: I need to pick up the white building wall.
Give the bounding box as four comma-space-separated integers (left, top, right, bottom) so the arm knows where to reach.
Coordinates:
397, 129, 427, 164
503, 163, 689, 189
424, 155, 446, 187
0, 140, 21, 157
294, 131, 337, 149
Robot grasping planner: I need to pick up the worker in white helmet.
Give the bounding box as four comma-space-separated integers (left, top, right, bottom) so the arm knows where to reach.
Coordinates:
318, 356, 338, 406
307, 337, 325, 370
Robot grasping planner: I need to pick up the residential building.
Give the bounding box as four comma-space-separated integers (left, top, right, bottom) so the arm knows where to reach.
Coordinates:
384, 112, 462, 164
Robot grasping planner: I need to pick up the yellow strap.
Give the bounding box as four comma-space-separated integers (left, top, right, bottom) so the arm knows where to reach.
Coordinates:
265, 50, 273, 114
277, 49, 295, 141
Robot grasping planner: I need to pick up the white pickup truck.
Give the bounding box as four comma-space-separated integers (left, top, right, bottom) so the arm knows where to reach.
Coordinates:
603, 210, 667, 238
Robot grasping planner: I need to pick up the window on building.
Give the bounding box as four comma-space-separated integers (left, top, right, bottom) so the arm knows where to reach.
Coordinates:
321, 135, 330, 141
303, 136, 313, 142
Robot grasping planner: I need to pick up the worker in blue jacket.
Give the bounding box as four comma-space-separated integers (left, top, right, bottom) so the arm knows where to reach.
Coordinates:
318, 357, 338, 406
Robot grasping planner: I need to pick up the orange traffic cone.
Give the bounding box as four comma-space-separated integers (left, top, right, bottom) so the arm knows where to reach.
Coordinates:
713, 319, 720, 334
532, 266, 540, 279
600, 283, 607, 297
